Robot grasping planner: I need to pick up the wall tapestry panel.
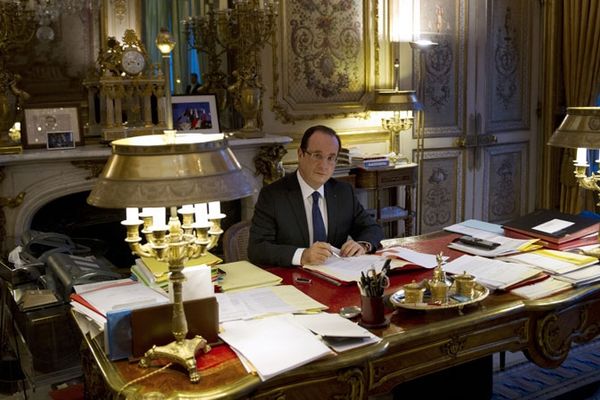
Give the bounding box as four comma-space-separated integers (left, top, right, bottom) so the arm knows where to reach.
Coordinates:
485, 0, 531, 133
417, 0, 466, 138
417, 148, 463, 234
482, 142, 528, 223
271, 0, 375, 123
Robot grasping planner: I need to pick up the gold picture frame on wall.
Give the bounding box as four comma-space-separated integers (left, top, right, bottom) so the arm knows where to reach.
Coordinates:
23, 107, 82, 149
271, 0, 377, 123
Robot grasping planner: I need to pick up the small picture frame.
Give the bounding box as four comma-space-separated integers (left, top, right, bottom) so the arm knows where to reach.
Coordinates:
46, 131, 75, 150
23, 107, 82, 149
172, 94, 220, 133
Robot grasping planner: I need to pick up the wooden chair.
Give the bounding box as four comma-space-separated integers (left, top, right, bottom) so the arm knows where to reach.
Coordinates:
222, 220, 251, 263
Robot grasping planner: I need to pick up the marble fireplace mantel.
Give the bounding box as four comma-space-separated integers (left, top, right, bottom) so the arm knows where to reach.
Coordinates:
0, 135, 291, 255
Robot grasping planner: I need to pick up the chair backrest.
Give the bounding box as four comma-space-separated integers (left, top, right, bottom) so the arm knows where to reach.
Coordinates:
222, 220, 251, 263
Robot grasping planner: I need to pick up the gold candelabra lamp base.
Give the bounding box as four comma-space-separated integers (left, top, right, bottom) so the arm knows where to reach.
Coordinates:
573, 163, 600, 258
382, 111, 414, 164
123, 205, 224, 383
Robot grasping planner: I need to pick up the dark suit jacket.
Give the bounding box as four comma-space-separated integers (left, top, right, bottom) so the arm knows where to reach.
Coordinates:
248, 172, 384, 267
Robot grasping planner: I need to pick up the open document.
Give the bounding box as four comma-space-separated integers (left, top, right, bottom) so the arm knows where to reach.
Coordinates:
219, 314, 333, 381
294, 313, 381, 352
443, 255, 542, 290
216, 285, 327, 322
302, 254, 388, 284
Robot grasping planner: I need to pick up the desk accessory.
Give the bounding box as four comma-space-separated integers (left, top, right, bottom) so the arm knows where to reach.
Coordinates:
357, 259, 391, 328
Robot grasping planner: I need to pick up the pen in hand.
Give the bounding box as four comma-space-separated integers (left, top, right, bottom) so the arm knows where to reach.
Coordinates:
330, 245, 342, 258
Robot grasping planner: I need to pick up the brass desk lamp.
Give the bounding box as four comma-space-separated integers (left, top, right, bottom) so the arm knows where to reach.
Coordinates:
548, 106, 600, 256
87, 133, 254, 382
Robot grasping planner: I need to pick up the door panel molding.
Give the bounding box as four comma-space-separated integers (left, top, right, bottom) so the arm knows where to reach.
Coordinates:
485, 0, 532, 133
416, 148, 464, 234
482, 142, 529, 223
417, 0, 467, 138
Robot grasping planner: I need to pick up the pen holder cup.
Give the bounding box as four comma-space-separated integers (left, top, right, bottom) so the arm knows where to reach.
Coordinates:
359, 295, 388, 328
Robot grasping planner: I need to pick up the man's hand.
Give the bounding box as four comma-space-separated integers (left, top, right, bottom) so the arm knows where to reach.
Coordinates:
340, 240, 367, 257
301, 242, 333, 265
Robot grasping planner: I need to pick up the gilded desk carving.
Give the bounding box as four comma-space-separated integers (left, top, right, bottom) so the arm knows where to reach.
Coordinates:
525, 287, 600, 368
441, 335, 466, 358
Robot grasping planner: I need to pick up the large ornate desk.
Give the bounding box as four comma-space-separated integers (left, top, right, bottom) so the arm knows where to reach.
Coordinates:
81, 232, 600, 399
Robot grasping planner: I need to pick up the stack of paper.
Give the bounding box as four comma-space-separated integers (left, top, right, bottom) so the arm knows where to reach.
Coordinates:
376, 247, 444, 269
510, 277, 572, 300
219, 315, 333, 381
443, 255, 541, 290
302, 254, 388, 284
555, 264, 600, 286
71, 278, 169, 318
216, 285, 327, 322
218, 261, 282, 292
500, 249, 598, 275
131, 253, 222, 290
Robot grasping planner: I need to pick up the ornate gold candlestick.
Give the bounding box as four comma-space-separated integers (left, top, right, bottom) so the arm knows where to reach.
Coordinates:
88, 133, 255, 382
0, 1, 35, 154
184, 0, 277, 138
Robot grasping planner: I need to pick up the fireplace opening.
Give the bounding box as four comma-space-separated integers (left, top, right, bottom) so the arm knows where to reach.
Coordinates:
30, 191, 242, 268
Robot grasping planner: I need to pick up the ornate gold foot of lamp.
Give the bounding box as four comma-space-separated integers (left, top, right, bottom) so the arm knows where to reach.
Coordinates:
548, 106, 600, 257
87, 133, 254, 382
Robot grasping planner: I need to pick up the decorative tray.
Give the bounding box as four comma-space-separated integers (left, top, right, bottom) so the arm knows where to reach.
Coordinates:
390, 281, 489, 311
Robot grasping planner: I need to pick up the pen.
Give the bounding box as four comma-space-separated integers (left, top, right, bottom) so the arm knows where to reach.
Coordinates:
330, 245, 342, 258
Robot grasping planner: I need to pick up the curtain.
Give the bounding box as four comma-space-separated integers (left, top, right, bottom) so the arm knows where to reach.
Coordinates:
142, 1, 203, 95
559, 0, 600, 213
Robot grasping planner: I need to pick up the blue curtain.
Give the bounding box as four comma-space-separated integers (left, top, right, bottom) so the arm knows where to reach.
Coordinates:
142, 1, 203, 94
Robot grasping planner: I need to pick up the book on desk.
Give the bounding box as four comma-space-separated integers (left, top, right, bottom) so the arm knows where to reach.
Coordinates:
502, 209, 600, 248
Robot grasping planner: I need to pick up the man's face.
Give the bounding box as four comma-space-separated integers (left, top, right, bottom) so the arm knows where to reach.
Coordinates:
297, 131, 339, 189
191, 75, 198, 84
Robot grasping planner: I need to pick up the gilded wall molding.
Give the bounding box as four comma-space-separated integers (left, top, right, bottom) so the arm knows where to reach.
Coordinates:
270, 0, 376, 123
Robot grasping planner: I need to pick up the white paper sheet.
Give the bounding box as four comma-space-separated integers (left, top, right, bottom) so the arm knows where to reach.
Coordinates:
216, 285, 327, 322
443, 255, 541, 290
219, 315, 333, 381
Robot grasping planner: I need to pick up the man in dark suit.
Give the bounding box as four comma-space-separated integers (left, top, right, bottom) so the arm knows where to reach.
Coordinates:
248, 125, 383, 267
185, 73, 201, 95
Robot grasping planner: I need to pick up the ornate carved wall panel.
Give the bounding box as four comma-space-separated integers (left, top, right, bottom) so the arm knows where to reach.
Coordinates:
485, 0, 531, 133
482, 142, 528, 223
417, 0, 467, 138
417, 148, 464, 234
271, 0, 375, 123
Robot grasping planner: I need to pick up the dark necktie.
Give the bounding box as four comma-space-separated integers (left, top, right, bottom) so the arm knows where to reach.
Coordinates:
312, 191, 326, 243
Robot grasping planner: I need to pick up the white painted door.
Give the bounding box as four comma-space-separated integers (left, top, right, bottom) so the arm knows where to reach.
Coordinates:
411, 0, 540, 233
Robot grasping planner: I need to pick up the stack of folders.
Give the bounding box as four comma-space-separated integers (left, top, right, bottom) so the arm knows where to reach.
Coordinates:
69, 278, 171, 359
502, 209, 600, 250
501, 249, 600, 298
443, 255, 542, 291
131, 253, 222, 290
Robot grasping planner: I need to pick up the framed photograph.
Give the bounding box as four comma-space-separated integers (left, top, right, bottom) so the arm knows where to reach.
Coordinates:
46, 131, 75, 150
172, 94, 220, 133
23, 107, 82, 149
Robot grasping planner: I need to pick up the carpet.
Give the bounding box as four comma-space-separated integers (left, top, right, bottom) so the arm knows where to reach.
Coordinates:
492, 339, 600, 400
